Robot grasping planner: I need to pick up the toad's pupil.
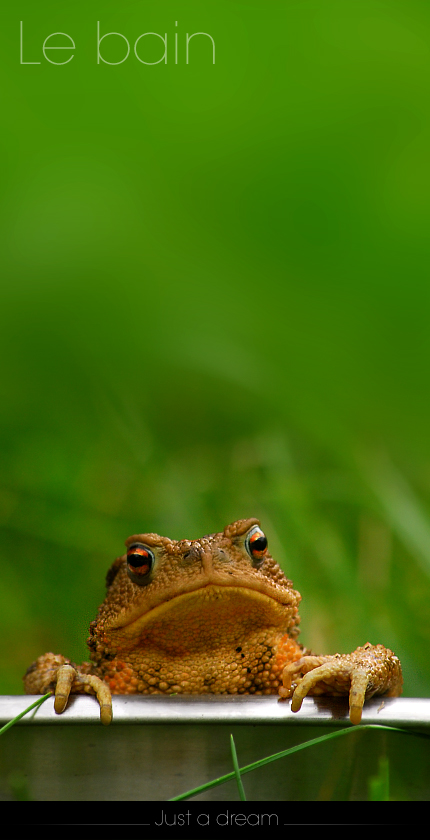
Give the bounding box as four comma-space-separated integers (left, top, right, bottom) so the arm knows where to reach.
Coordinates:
128, 550, 150, 568
250, 535, 267, 554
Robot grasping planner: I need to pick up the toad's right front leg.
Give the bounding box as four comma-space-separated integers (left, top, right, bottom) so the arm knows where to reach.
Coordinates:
24, 652, 113, 725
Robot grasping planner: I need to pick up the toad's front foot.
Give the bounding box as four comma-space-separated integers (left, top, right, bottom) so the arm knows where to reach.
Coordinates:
24, 653, 113, 725
279, 643, 403, 724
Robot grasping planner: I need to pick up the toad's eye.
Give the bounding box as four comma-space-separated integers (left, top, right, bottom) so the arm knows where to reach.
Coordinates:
245, 526, 268, 566
127, 544, 155, 585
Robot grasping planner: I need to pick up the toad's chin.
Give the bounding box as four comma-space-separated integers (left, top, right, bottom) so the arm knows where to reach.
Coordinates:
105, 584, 300, 651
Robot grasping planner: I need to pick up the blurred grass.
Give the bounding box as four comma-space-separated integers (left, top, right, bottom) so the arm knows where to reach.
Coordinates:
0, 0, 430, 702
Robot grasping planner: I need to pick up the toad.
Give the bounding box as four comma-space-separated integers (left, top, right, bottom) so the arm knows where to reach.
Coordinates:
24, 518, 402, 725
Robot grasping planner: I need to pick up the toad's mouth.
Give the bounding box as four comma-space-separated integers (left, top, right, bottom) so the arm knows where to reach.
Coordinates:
107, 583, 299, 641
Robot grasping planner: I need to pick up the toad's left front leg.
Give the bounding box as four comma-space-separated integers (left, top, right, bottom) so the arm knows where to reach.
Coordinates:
279, 643, 402, 724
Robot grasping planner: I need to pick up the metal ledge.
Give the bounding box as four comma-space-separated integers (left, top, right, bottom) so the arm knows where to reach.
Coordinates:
1, 696, 430, 801
1, 694, 429, 728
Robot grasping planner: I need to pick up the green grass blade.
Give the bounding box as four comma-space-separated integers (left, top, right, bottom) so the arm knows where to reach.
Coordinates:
0, 694, 52, 736
230, 734, 247, 801
169, 724, 430, 801
368, 756, 390, 801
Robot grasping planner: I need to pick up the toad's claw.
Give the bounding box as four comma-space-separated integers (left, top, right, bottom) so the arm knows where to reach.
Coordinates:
53, 664, 76, 714
289, 661, 354, 714
348, 669, 370, 725
24, 654, 113, 725
281, 643, 402, 725
53, 664, 113, 725
89, 678, 113, 725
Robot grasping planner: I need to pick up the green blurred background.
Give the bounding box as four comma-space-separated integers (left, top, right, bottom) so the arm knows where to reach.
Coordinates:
1, 0, 429, 699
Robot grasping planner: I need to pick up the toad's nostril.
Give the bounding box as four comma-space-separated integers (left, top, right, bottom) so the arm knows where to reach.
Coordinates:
214, 549, 230, 563
182, 545, 203, 562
